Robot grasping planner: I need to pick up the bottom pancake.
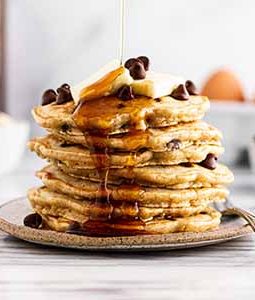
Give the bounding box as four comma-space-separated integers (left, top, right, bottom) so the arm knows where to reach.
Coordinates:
28, 187, 214, 221
40, 207, 221, 236
28, 187, 221, 236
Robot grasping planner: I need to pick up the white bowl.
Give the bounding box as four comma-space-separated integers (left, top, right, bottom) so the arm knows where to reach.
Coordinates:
0, 121, 30, 175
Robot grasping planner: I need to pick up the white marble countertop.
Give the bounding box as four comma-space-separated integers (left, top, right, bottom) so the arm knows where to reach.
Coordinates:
0, 154, 255, 300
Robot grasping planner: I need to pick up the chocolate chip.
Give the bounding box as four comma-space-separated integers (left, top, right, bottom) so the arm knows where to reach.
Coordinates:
129, 61, 146, 80
185, 80, 198, 96
60, 142, 71, 147
124, 58, 138, 70
137, 56, 150, 71
138, 147, 148, 154
67, 221, 81, 232
120, 122, 130, 130
170, 84, 189, 101
167, 139, 181, 151
117, 103, 126, 109
23, 213, 42, 229
59, 83, 70, 90
116, 85, 134, 100
180, 162, 193, 167
45, 172, 53, 179
42, 89, 57, 106
165, 215, 176, 221
56, 86, 73, 104
155, 98, 161, 102
124, 56, 150, 72
145, 115, 153, 126
199, 153, 218, 170
60, 123, 70, 132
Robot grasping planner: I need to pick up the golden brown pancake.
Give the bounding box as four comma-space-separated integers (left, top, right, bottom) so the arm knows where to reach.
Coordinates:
54, 161, 234, 189
28, 187, 221, 236
28, 186, 218, 221
32, 95, 210, 135
36, 165, 229, 205
28, 135, 224, 168
48, 120, 222, 152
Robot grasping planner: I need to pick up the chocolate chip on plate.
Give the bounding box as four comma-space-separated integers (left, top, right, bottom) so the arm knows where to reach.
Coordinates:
185, 80, 198, 96
170, 84, 189, 101
167, 139, 181, 151
137, 56, 150, 71
199, 153, 218, 170
23, 213, 42, 229
56, 84, 73, 104
41, 89, 57, 106
129, 61, 146, 80
116, 85, 134, 100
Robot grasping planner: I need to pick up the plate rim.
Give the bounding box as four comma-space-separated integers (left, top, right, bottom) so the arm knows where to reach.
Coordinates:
0, 197, 253, 251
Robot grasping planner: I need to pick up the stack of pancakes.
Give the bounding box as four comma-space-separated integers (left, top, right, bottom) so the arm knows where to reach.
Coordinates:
28, 74, 233, 236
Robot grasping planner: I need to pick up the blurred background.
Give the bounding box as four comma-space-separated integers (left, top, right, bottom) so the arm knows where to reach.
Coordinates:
0, 0, 255, 180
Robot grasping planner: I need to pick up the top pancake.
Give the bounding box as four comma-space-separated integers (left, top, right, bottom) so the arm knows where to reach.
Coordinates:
32, 95, 210, 135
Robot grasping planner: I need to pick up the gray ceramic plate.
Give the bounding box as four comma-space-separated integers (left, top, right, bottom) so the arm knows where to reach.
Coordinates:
0, 197, 253, 251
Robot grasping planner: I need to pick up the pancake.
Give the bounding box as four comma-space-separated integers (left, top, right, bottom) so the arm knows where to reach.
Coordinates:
36, 166, 229, 205
43, 210, 221, 236
28, 187, 218, 222
28, 135, 224, 168
32, 95, 210, 135
55, 162, 234, 189
48, 121, 222, 152
28, 187, 221, 235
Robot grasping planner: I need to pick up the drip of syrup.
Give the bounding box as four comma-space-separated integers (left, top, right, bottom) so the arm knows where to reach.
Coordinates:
78, 67, 125, 102
119, 0, 125, 65
71, 95, 148, 235
72, 69, 125, 222
69, 0, 148, 236
76, 126, 113, 221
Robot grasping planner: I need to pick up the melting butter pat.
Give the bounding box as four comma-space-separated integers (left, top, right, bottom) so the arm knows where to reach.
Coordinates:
131, 72, 184, 99
71, 59, 185, 103
71, 60, 133, 104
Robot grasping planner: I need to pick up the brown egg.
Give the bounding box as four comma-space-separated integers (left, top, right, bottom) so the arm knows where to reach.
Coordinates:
201, 69, 245, 102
